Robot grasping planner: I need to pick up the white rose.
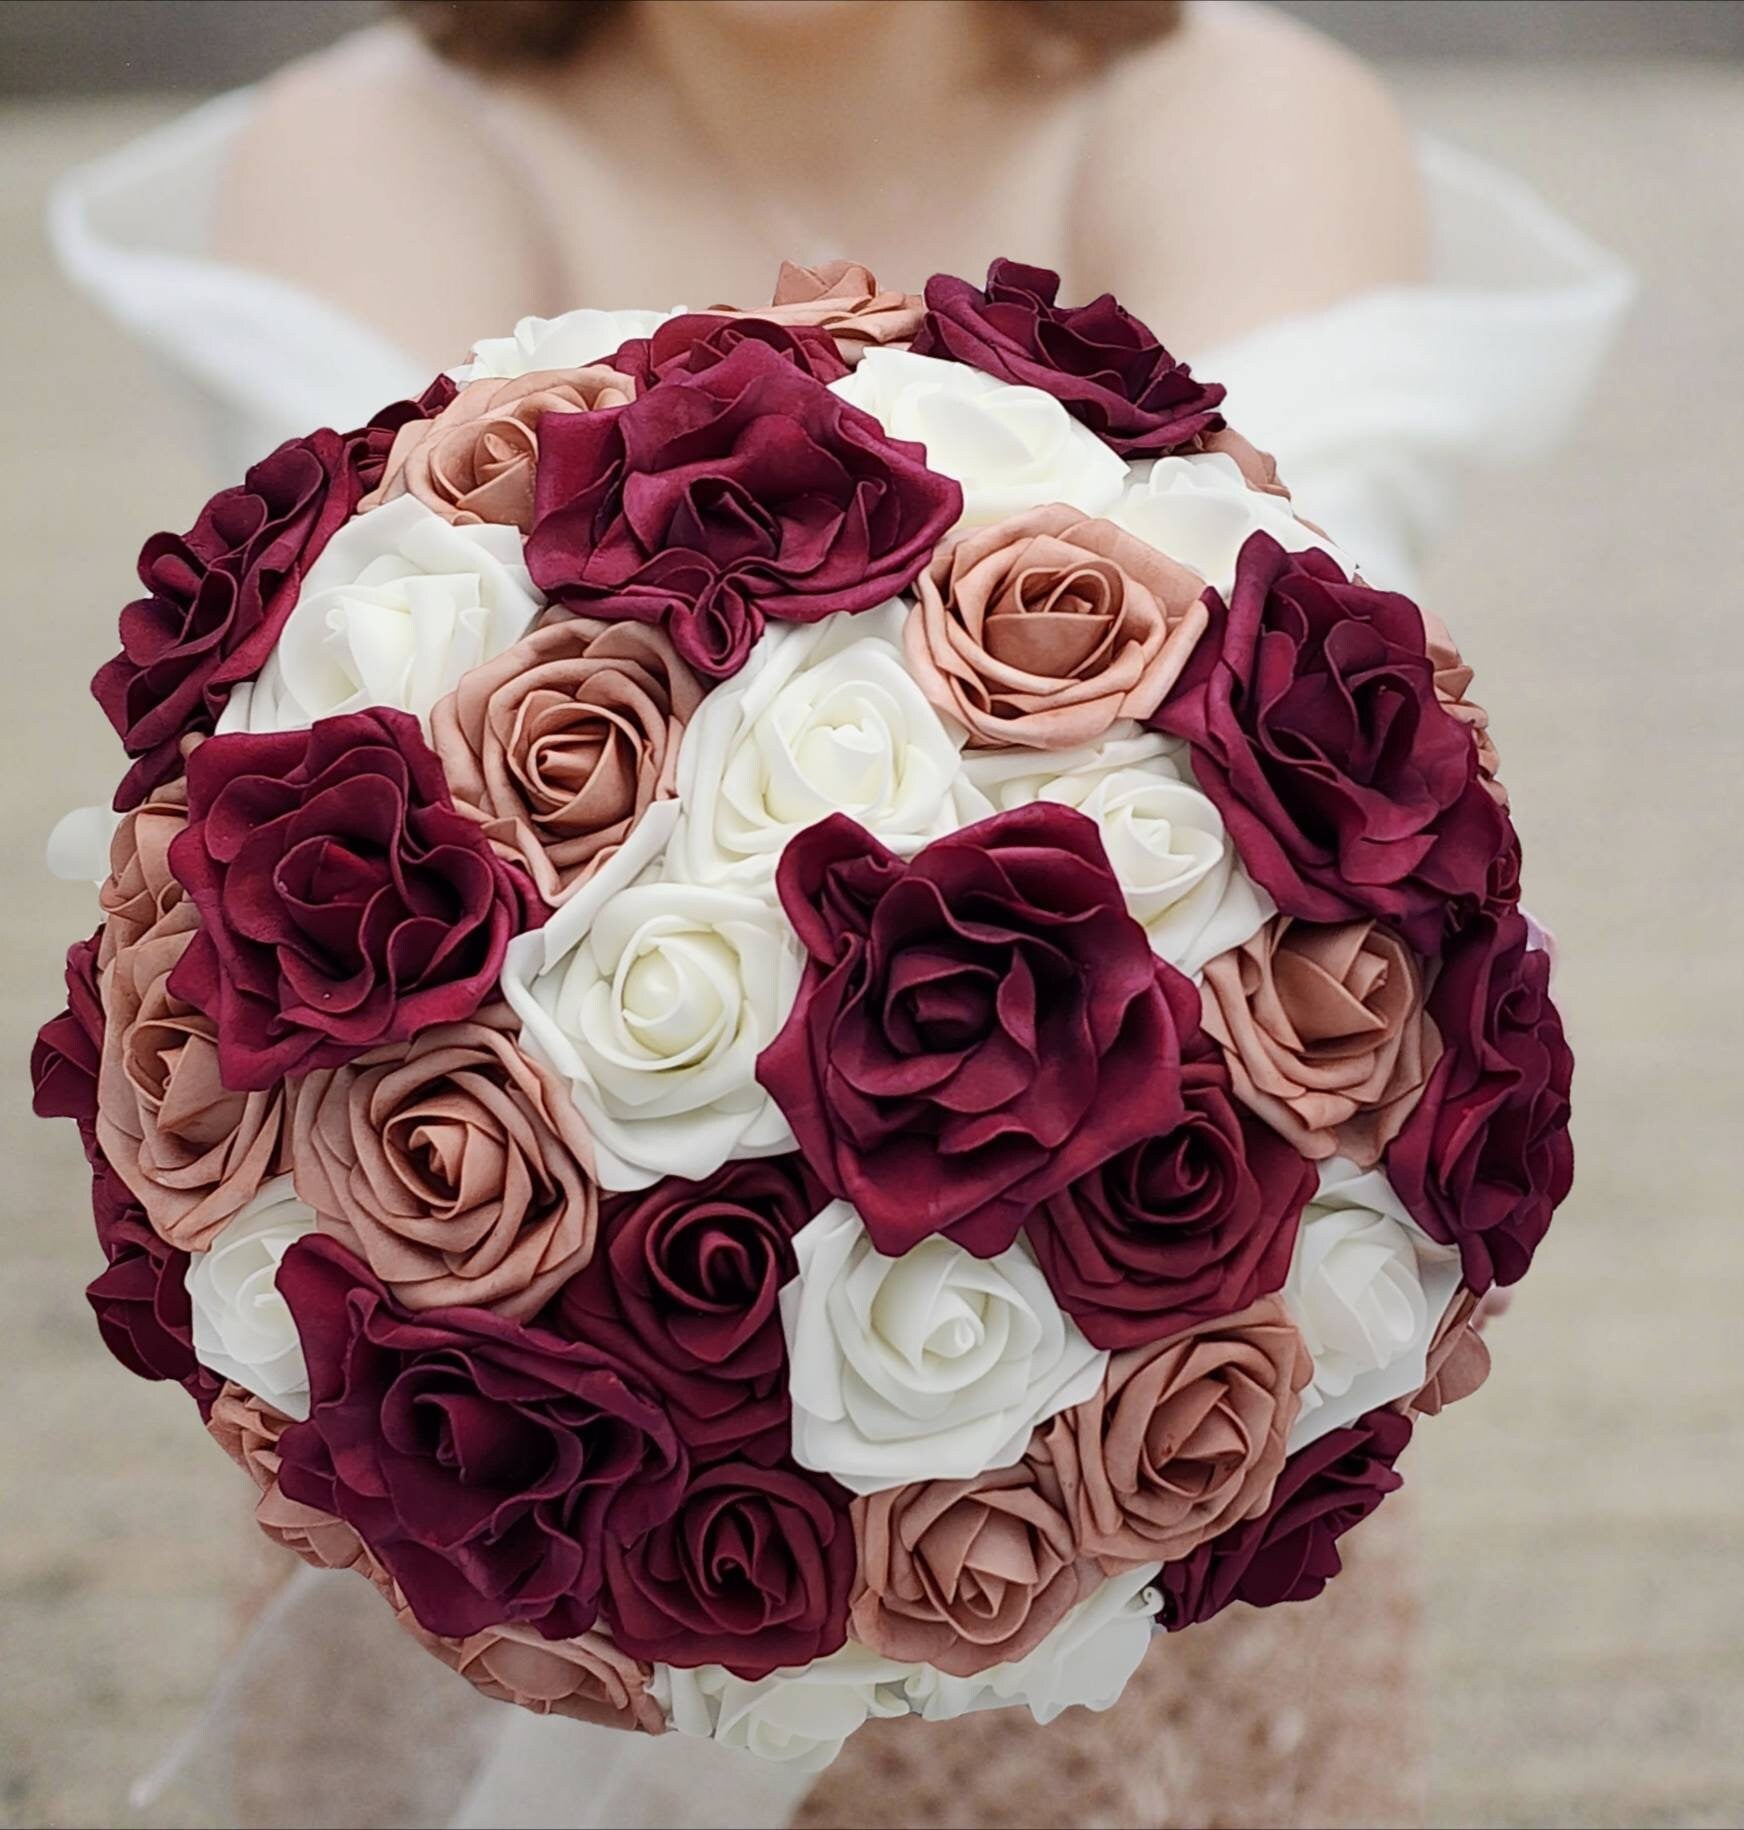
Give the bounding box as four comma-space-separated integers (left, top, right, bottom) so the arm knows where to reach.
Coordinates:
186, 1175, 317, 1419
218, 496, 542, 735
1112, 452, 1348, 595
780, 1202, 1106, 1494
901, 1561, 1162, 1726
667, 603, 988, 895
656, 1643, 910, 1773
1283, 1157, 1462, 1450
501, 802, 799, 1190
454, 306, 681, 381
830, 349, 1127, 528
965, 728, 1273, 980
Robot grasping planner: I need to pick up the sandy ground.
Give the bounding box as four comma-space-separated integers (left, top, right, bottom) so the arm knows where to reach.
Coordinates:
1, 61, 1740, 1830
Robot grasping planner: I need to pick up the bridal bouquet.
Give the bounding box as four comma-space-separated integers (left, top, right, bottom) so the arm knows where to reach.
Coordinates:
33, 259, 1571, 1771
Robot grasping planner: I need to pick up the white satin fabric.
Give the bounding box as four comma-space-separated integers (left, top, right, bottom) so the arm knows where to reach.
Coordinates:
53, 38, 1630, 1830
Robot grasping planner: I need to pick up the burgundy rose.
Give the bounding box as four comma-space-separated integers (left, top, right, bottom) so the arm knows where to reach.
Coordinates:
93, 378, 455, 809
912, 258, 1225, 456
32, 929, 104, 1153
551, 1156, 827, 1461
1155, 1406, 1412, 1629
610, 313, 850, 389
1151, 535, 1515, 953
1387, 909, 1573, 1292
166, 707, 534, 1091
756, 805, 1200, 1258
1025, 1035, 1315, 1349
602, 1458, 854, 1678
87, 1164, 219, 1412
526, 339, 961, 679
274, 1235, 686, 1642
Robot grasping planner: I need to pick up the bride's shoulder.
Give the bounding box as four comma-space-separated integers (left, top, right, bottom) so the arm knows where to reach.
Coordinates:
213, 25, 558, 366
1076, 2, 1425, 349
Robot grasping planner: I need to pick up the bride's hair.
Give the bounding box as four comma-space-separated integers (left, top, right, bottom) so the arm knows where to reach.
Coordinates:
398, 0, 1183, 70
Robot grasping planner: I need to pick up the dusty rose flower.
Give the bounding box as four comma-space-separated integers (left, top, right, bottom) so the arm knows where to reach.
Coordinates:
905, 505, 1208, 749
1421, 607, 1506, 806
96, 901, 287, 1251
97, 773, 189, 966
849, 1453, 1090, 1676
431, 1622, 665, 1733
430, 616, 702, 904
1039, 1298, 1310, 1571
1199, 916, 1442, 1168
290, 1005, 598, 1319
366, 368, 635, 532
1197, 427, 1291, 499
717, 259, 925, 364
1398, 1289, 1491, 1419
206, 1382, 378, 1576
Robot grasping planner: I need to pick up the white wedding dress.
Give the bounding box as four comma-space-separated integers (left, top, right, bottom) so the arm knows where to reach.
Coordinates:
51, 29, 1630, 1830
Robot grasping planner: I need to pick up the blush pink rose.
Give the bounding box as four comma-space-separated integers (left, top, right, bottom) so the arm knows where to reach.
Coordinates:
426, 1622, 665, 1734
905, 505, 1209, 749
1199, 916, 1441, 1168
717, 259, 925, 364
1421, 607, 1507, 807
430, 615, 702, 906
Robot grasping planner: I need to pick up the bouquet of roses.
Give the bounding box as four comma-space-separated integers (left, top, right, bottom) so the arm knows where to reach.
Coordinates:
32, 257, 1571, 1771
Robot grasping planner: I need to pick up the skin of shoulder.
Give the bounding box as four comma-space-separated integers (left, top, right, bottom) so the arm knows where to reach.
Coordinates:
212, 30, 561, 368
1073, 1, 1428, 353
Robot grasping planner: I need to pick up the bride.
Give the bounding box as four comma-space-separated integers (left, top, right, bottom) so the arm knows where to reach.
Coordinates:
53, 3, 1628, 1826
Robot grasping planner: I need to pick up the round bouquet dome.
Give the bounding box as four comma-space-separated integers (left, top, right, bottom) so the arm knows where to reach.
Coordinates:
33, 258, 1572, 1772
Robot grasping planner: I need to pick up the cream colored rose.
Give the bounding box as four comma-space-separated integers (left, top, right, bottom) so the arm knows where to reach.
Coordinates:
780, 1202, 1107, 1495
218, 495, 543, 735
501, 804, 799, 1189
831, 349, 1126, 528
966, 729, 1274, 978
666, 602, 985, 895
1283, 1158, 1463, 1449
457, 307, 681, 380
1112, 451, 1347, 594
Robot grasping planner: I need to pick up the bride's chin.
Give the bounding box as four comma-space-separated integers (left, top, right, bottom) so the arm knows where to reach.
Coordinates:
703, 0, 877, 27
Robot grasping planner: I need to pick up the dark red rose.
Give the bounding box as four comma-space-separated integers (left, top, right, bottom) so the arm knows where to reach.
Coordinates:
611, 313, 850, 389
551, 1156, 827, 1462
32, 929, 104, 1154
911, 258, 1225, 457
1025, 1034, 1315, 1349
93, 378, 456, 810
1155, 1406, 1412, 1629
87, 1164, 219, 1413
275, 1235, 686, 1641
526, 339, 961, 679
756, 805, 1200, 1258
602, 1458, 854, 1678
1152, 535, 1515, 953
1387, 909, 1573, 1292
166, 707, 534, 1091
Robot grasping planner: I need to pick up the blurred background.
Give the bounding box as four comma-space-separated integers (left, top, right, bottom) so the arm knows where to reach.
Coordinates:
2, 3, 1740, 1827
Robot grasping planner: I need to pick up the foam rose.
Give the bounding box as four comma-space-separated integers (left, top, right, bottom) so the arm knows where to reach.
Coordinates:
366, 368, 635, 532
757, 806, 1200, 1257
527, 339, 961, 679
95, 774, 189, 965
31, 930, 104, 1150
849, 1451, 1090, 1675
1155, 1407, 1412, 1629
274, 1235, 686, 1640
1039, 1298, 1309, 1571
1399, 1289, 1491, 1418
964, 730, 1273, 978
92, 377, 454, 808
460, 307, 680, 380
431, 614, 701, 906
906, 506, 1207, 751
167, 707, 534, 1090
831, 348, 1126, 529
217, 494, 544, 736
428, 1622, 665, 1733
667, 601, 983, 896
1199, 915, 1441, 1167
719, 259, 924, 363
609, 313, 850, 388
912, 258, 1224, 456
779, 1202, 1106, 1494
1152, 535, 1514, 953
289, 1005, 600, 1319
502, 810, 800, 1189
1422, 606, 1506, 805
